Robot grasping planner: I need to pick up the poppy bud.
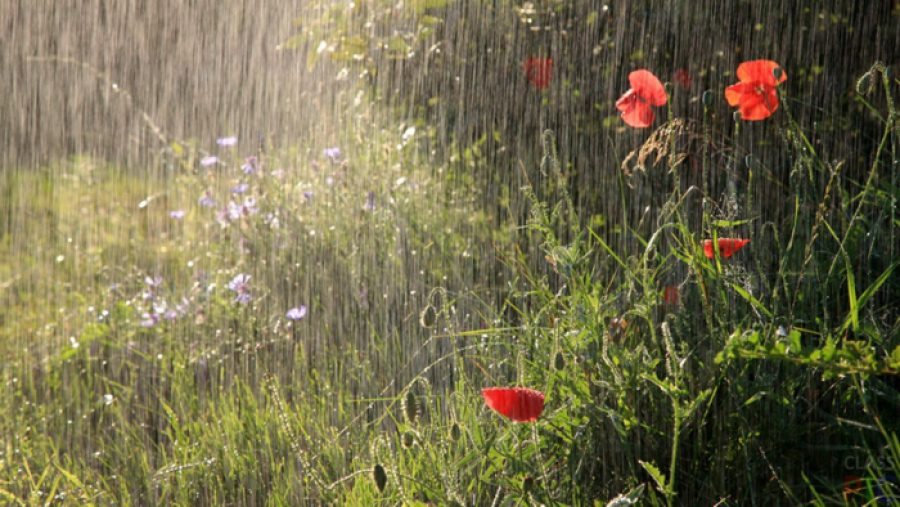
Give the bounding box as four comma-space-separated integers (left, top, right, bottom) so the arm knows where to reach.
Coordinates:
402, 431, 416, 448
772, 66, 783, 81
419, 305, 437, 328
884, 64, 895, 81
856, 73, 873, 96
554, 352, 565, 370
733, 111, 742, 122
372, 464, 388, 492
522, 476, 535, 494
702, 90, 715, 107
450, 423, 461, 441
404, 390, 418, 424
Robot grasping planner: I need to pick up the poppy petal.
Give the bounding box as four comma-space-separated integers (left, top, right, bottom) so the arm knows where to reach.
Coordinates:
736, 60, 786, 87
703, 238, 751, 259
629, 69, 667, 106
725, 82, 755, 107
740, 88, 779, 121
620, 100, 656, 128
482, 387, 545, 422
615, 89, 638, 112
524, 58, 552, 90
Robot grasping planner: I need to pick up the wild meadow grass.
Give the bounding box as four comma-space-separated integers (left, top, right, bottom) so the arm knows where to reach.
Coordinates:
1, 53, 899, 507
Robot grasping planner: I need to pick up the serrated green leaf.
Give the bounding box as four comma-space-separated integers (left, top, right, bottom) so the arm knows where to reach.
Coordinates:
639, 460, 666, 491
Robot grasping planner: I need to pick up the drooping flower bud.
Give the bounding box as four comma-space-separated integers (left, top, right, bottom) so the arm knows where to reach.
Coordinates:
419, 305, 437, 328
450, 423, 461, 442
772, 66, 784, 81
404, 390, 418, 424
856, 72, 873, 96
372, 464, 388, 493
554, 352, 565, 370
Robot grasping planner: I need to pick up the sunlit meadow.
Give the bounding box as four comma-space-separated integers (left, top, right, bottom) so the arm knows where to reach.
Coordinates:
2, 2, 900, 506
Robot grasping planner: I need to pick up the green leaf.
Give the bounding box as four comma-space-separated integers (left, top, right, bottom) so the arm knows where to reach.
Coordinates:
729, 283, 774, 319
713, 218, 753, 227
639, 460, 666, 492
840, 263, 896, 333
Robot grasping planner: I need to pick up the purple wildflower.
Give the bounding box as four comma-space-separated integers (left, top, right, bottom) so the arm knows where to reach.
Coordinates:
363, 191, 376, 211
143, 276, 163, 300
264, 213, 280, 229
201, 156, 218, 167
226, 201, 242, 220
164, 309, 178, 320
302, 190, 315, 200
199, 190, 217, 208
175, 297, 190, 317
286, 306, 308, 321
140, 312, 159, 327
231, 183, 249, 194
217, 136, 237, 147
170, 210, 186, 220
216, 206, 233, 227
241, 156, 259, 175
241, 197, 259, 215
323, 147, 341, 160
227, 274, 252, 303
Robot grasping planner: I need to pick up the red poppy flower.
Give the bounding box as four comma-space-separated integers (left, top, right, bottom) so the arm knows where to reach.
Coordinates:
616, 69, 667, 128
482, 387, 545, 422
673, 68, 692, 90
725, 60, 787, 121
702, 238, 751, 259
663, 286, 679, 307
524, 58, 552, 90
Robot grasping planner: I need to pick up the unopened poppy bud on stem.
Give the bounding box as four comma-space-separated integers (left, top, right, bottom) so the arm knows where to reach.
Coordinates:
702, 90, 715, 107
554, 352, 565, 370
419, 305, 437, 328
856, 73, 873, 95
522, 476, 535, 494
772, 66, 783, 81
450, 423, 461, 441
372, 464, 388, 492
404, 390, 418, 424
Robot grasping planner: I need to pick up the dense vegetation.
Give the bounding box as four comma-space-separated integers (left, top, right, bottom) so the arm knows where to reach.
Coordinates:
1, 1, 899, 505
